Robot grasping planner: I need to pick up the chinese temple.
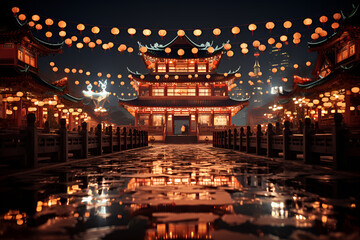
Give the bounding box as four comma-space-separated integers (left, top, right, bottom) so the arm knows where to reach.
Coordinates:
119, 34, 248, 141
0, 3, 93, 130
278, 4, 360, 129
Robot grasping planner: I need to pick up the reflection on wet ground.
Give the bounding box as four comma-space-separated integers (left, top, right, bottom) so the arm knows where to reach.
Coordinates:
0, 144, 359, 240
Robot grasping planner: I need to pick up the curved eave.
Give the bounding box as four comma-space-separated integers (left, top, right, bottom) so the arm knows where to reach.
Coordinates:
62, 93, 84, 103
307, 31, 340, 51
143, 48, 223, 59
130, 73, 239, 83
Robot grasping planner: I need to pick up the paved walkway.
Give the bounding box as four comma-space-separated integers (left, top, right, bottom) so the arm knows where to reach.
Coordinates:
0, 144, 359, 240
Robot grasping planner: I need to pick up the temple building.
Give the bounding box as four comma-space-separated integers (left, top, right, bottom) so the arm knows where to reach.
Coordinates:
119, 34, 248, 141
278, 4, 360, 129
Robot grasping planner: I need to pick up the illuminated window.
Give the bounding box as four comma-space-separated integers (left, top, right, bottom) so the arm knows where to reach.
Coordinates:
199, 88, 211, 96
214, 88, 226, 96
168, 62, 176, 72
198, 62, 207, 72
152, 88, 164, 96
167, 88, 196, 96
175, 61, 188, 72
139, 114, 149, 125
2, 43, 13, 48
337, 41, 355, 63
188, 63, 195, 72
30, 57, 36, 67
18, 50, 24, 61
198, 114, 211, 126
214, 114, 228, 126
24, 54, 30, 65
157, 63, 166, 72
167, 115, 172, 132
153, 114, 165, 126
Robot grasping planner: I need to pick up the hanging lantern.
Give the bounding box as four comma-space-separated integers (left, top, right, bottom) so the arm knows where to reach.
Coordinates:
331, 22, 339, 31
177, 49, 185, 57
91, 26, 100, 36
65, 38, 72, 47
108, 42, 114, 49
333, 13, 341, 21
311, 33, 319, 40
213, 28, 221, 37
45, 18, 53, 27
75, 81, 79, 85
280, 66, 285, 71
78, 69, 83, 74
272, 68, 277, 73
206, 74, 211, 79
102, 43, 109, 51
11, 7, 20, 15
320, 30, 327, 37
248, 24, 257, 34
111, 27, 120, 37
268, 38, 275, 46
118, 44, 127, 52
64, 68, 70, 73
88, 42, 96, 50
177, 29, 185, 37
282, 78, 288, 82
240, 43, 248, 49
306, 61, 311, 66
224, 43, 232, 50
280, 35, 288, 42
158, 29, 167, 39
165, 47, 171, 54
252, 40, 260, 48
193, 29, 202, 38
293, 38, 300, 45
351, 87, 360, 93
76, 23, 85, 34
71, 36, 78, 42
283, 21, 292, 31
59, 30, 66, 38
52, 67, 58, 72
293, 32, 301, 39
82, 36, 90, 44
231, 26, 240, 37
49, 62, 55, 67
18, 14, 26, 21
86, 71, 91, 76
191, 47, 198, 55
241, 48, 248, 55
315, 27, 323, 34
107, 73, 111, 78
293, 64, 299, 69
118, 74, 122, 79
319, 16, 328, 24
275, 42, 282, 49
258, 44, 266, 52
35, 24, 42, 31
227, 50, 234, 58
97, 72, 102, 77
76, 42, 83, 51
72, 68, 77, 73
235, 73, 241, 78
265, 22, 275, 32
120, 81, 125, 86
127, 47, 134, 54
207, 47, 214, 54
128, 28, 136, 37
267, 79, 271, 83
140, 46, 147, 53
45, 31, 52, 40
28, 21, 35, 28
32, 15, 40, 22
143, 29, 151, 37
58, 20, 66, 29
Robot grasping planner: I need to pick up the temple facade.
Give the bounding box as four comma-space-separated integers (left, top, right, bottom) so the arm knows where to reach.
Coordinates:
119, 34, 248, 141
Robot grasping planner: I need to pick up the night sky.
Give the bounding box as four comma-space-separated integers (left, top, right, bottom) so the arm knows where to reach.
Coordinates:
10, 0, 357, 110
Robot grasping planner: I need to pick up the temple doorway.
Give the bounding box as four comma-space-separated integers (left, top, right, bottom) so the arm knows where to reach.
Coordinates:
173, 116, 190, 135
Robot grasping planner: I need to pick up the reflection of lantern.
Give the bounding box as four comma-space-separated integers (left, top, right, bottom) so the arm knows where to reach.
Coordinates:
224, 43, 231, 50
319, 16, 328, 24
140, 46, 147, 53
280, 35, 288, 42
18, 14, 26, 21
177, 29, 185, 37
241, 48, 248, 55
45, 18, 53, 27
111, 27, 120, 37
283, 21, 292, 30
275, 42, 282, 49
240, 43, 248, 49
143, 29, 151, 37
272, 68, 277, 73
77, 24, 85, 33
252, 40, 260, 48
191, 47, 198, 55
128, 28, 136, 36
227, 50, 234, 58
158, 29, 167, 39
306, 61, 311, 66
265, 22, 275, 32
177, 49, 185, 57
333, 13, 341, 21
207, 47, 214, 54
165, 47, 171, 54
91, 26, 100, 36
248, 24, 257, 34
268, 38, 275, 45
293, 64, 299, 69
258, 44, 266, 52
311, 33, 319, 40
65, 38, 72, 47
213, 28, 221, 37
32, 15, 40, 21
193, 29, 202, 38
331, 22, 339, 30
58, 20, 66, 29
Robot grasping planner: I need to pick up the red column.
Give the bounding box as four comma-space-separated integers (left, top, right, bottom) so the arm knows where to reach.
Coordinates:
16, 100, 22, 128
135, 111, 138, 127
229, 111, 232, 126
38, 106, 43, 128
344, 89, 351, 126
2, 102, 7, 119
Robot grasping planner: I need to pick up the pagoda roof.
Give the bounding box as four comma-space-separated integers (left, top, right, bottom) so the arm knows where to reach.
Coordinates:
119, 97, 248, 108
127, 67, 241, 83
0, 3, 63, 54
308, 4, 360, 51
138, 34, 226, 59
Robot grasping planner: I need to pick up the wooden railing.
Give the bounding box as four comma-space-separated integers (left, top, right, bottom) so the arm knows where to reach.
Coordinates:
213, 114, 360, 171
0, 113, 148, 168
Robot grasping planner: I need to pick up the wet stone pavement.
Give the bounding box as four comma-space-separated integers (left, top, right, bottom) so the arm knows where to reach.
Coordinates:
0, 144, 360, 240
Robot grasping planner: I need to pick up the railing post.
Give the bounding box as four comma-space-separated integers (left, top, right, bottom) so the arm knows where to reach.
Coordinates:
44, 121, 50, 133
145, 131, 148, 146
275, 122, 281, 135
239, 127, 244, 152
128, 128, 133, 149
224, 130, 228, 148
122, 127, 127, 150
228, 129, 232, 149
233, 128, 238, 150
96, 124, 102, 155
109, 125, 113, 153
116, 127, 121, 151
135, 129, 139, 147
141, 130, 144, 146
59, 119, 68, 162
81, 122, 88, 158
333, 113, 347, 170
283, 120, 294, 160
25, 113, 38, 168
267, 123, 274, 157
246, 126, 251, 153
256, 124, 263, 155
303, 118, 314, 164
